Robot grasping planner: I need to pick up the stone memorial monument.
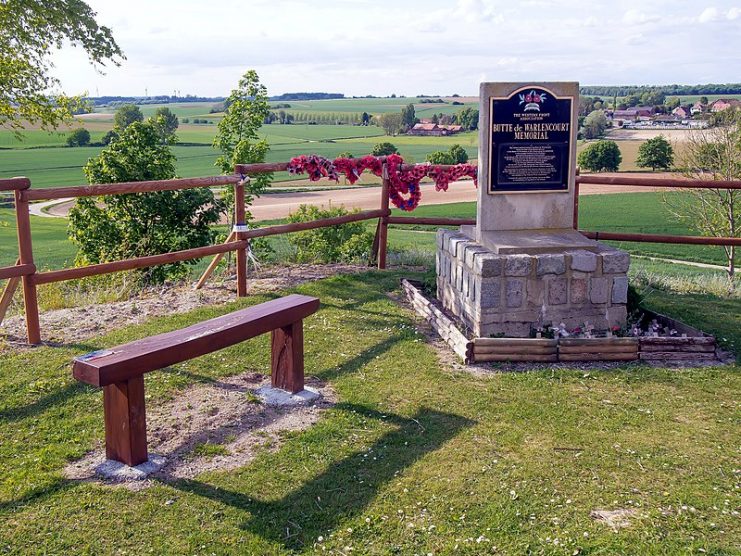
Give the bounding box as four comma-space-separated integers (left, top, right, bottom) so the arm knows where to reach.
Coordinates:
437, 82, 630, 337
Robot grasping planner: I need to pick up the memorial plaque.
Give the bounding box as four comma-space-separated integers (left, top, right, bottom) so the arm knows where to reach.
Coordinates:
488, 86, 574, 193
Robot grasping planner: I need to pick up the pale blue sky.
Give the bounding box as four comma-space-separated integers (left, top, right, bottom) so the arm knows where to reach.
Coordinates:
52, 0, 741, 97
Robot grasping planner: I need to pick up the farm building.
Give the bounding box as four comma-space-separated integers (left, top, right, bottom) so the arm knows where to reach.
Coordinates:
691, 100, 706, 114
710, 98, 741, 112
611, 107, 653, 121
672, 105, 691, 118
408, 123, 463, 136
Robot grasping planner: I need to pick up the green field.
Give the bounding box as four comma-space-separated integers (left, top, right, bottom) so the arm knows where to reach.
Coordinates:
674, 93, 741, 103
2, 191, 737, 273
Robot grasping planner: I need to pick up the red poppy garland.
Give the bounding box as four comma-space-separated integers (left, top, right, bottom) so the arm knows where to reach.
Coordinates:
287, 154, 477, 211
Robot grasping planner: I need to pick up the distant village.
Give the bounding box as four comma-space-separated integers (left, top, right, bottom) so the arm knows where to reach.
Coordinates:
609, 98, 741, 129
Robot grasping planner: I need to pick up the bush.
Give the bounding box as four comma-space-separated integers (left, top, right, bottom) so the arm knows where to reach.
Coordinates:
577, 140, 622, 172
66, 128, 91, 147
371, 142, 398, 156
287, 205, 374, 264
426, 150, 455, 164
449, 144, 469, 163
101, 129, 118, 146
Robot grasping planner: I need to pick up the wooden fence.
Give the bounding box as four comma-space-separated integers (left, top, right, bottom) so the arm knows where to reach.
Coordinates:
1, 162, 740, 345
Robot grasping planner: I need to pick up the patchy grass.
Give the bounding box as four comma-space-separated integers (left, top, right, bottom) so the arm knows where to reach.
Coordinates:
191, 442, 230, 459
0, 271, 738, 554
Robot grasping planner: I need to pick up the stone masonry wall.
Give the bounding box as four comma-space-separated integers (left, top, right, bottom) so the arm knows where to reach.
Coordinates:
436, 229, 629, 337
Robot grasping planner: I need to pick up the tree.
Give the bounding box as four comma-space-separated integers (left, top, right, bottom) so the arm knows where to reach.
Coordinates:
0, 0, 123, 135
371, 142, 398, 156
449, 144, 469, 163
361, 112, 370, 126
401, 103, 416, 130
114, 104, 143, 130
636, 135, 674, 171
665, 97, 681, 110
68, 121, 222, 284
664, 109, 741, 278
700, 96, 709, 106
577, 140, 622, 172
152, 106, 178, 143
213, 70, 271, 225
101, 129, 118, 145
457, 107, 479, 131
377, 113, 403, 136
582, 110, 608, 139
66, 128, 90, 147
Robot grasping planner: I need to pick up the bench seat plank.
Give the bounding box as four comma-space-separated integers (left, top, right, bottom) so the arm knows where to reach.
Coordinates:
73, 294, 319, 387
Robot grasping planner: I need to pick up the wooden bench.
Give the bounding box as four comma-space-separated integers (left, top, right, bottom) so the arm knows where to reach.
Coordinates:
72, 294, 320, 467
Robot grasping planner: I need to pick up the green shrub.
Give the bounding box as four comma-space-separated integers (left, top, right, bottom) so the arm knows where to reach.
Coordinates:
287, 205, 374, 264
426, 150, 455, 164
66, 128, 90, 147
371, 142, 398, 156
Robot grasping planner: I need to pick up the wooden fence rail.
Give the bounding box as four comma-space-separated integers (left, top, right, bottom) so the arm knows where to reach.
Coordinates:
2, 163, 740, 345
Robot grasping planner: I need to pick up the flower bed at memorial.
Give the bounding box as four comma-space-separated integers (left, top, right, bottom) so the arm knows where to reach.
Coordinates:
401, 278, 721, 365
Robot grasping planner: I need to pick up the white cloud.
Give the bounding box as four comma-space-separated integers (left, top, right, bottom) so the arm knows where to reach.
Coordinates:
622, 9, 660, 24
48, 0, 741, 97
698, 7, 721, 22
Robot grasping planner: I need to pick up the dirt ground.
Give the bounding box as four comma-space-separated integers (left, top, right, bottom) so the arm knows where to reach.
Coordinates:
1, 263, 366, 347
605, 128, 696, 142
64, 372, 336, 487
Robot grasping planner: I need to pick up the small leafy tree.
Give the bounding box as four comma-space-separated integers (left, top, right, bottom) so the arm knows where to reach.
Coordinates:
371, 142, 398, 156
213, 70, 271, 224
577, 140, 622, 172
66, 128, 90, 147
0, 0, 123, 135
152, 106, 178, 143
582, 110, 608, 139
113, 104, 143, 130
101, 129, 118, 145
664, 109, 740, 279
377, 113, 403, 136
68, 120, 222, 284
636, 135, 674, 171
449, 144, 469, 163
287, 205, 373, 263
457, 107, 479, 130
401, 103, 416, 130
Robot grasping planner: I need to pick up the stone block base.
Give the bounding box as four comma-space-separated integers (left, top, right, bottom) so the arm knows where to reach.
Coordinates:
436, 229, 629, 338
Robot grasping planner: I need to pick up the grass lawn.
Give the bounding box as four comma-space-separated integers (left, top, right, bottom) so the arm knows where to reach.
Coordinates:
0, 270, 738, 554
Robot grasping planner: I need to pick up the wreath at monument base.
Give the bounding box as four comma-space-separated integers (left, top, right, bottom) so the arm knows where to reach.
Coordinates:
287, 154, 477, 211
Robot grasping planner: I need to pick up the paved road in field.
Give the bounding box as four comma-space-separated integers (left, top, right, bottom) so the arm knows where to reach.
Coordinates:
30, 172, 670, 221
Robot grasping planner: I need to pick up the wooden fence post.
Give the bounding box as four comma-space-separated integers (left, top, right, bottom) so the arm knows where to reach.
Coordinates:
234, 179, 248, 297
377, 164, 390, 270
14, 190, 41, 344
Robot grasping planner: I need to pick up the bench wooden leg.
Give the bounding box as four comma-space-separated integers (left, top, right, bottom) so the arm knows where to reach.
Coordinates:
271, 321, 305, 394
103, 376, 148, 467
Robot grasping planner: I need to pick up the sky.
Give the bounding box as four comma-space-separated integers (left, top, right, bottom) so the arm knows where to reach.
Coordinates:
51, 0, 741, 98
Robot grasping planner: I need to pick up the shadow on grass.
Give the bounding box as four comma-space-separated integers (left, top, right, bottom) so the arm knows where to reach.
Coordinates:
173, 403, 474, 551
